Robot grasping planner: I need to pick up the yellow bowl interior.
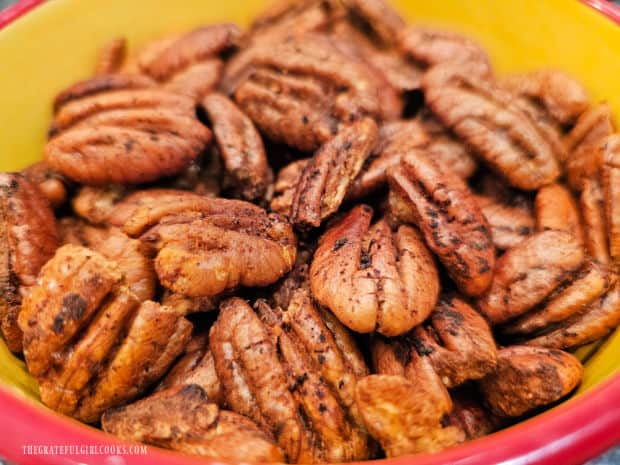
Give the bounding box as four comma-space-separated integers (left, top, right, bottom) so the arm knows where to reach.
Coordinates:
1, 0, 620, 403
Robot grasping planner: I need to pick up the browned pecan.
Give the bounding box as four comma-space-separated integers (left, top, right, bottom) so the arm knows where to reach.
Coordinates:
499, 70, 589, 125
72, 185, 129, 225
479, 346, 583, 417
535, 183, 584, 244
109, 190, 296, 297
447, 387, 502, 440
234, 34, 388, 152
565, 104, 614, 190
580, 178, 611, 264
270, 159, 310, 217
602, 135, 620, 265
0, 173, 59, 352
372, 295, 497, 388
341, 0, 405, 46
400, 27, 491, 77
355, 374, 462, 457
94, 37, 127, 75
310, 205, 439, 336
503, 261, 616, 337
21, 161, 69, 209
102, 384, 283, 462
474, 194, 534, 250
476, 231, 584, 325
18, 245, 192, 422
388, 150, 495, 297
421, 64, 561, 190
202, 93, 272, 201
290, 118, 378, 228
209, 297, 371, 463
45, 77, 212, 185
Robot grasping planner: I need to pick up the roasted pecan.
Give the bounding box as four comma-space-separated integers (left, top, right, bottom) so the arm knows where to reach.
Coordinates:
479, 346, 583, 417
72, 185, 129, 225
94, 37, 127, 75
499, 70, 589, 125
355, 374, 462, 457
202, 93, 272, 201
476, 231, 584, 325
400, 27, 491, 77
271, 159, 310, 217
474, 194, 534, 250
503, 261, 616, 337
18, 245, 192, 422
109, 190, 296, 297
341, 0, 405, 46
209, 297, 370, 463
310, 205, 439, 336
388, 150, 495, 297
21, 161, 69, 209
535, 183, 584, 244
290, 118, 378, 228
602, 135, 620, 265
372, 295, 497, 388
234, 34, 387, 152
565, 104, 614, 190
580, 178, 611, 264
0, 173, 59, 352
102, 384, 283, 462
45, 77, 211, 185
421, 64, 561, 190
447, 387, 501, 440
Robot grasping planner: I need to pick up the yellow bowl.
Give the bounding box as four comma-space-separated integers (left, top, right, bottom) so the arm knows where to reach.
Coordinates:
1, 0, 620, 464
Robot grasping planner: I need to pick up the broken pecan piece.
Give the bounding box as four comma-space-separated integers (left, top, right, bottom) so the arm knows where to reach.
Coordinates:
479, 346, 583, 417
421, 63, 561, 190
102, 384, 283, 463
202, 93, 272, 201
310, 205, 439, 336
18, 245, 192, 422
0, 173, 59, 352
45, 77, 211, 185
210, 297, 371, 463
290, 117, 378, 228
476, 230, 584, 325
355, 374, 462, 457
388, 150, 495, 297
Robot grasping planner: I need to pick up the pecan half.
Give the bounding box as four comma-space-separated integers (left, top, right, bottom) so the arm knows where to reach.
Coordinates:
421, 64, 561, 190
535, 183, 584, 244
499, 70, 589, 125
341, 0, 406, 47
388, 150, 495, 297
355, 374, 462, 457
310, 205, 439, 336
102, 384, 283, 462
45, 77, 211, 185
479, 346, 583, 417
0, 173, 59, 352
234, 34, 386, 152
580, 178, 611, 264
474, 194, 534, 250
290, 118, 378, 228
202, 93, 272, 201
209, 297, 370, 463
110, 190, 296, 297
72, 185, 129, 225
21, 161, 69, 209
602, 135, 620, 265
18, 245, 192, 422
476, 231, 584, 325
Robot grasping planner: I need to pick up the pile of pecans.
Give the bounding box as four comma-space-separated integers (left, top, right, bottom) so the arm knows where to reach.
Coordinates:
1, 0, 619, 462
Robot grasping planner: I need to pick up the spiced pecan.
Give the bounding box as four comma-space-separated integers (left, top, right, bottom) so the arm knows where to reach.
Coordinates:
499, 70, 589, 125
72, 185, 129, 225
580, 178, 611, 264
202, 93, 272, 201
355, 374, 462, 457
18, 245, 192, 422
290, 118, 378, 228
474, 194, 534, 250
102, 384, 283, 462
447, 387, 501, 440
421, 63, 561, 190
341, 0, 406, 46
310, 205, 439, 336
0, 173, 59, 352
94, 37, 127, 75
45, 78, 212, 185
479, 346, 583, 417
388, 150, 495, 297
209, 297, 371, 463
476, 231, 584, 325
271, 159, 310, 217
601, 135, 620, 265
535, 183, 584, 244
109, 190, 296, 297
21, 161, 69, 209
234, 34, 387, 152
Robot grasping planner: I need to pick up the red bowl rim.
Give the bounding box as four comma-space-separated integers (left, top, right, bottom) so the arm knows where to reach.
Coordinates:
2, 0, 620, 464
